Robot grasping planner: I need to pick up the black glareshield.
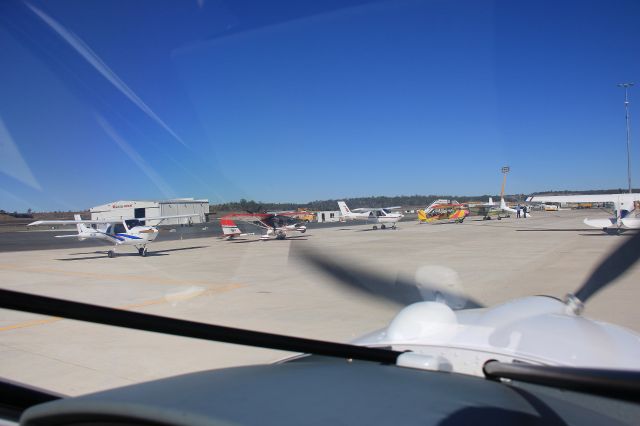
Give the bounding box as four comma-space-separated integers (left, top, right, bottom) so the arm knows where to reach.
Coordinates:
0, 289, 401, 364
483, 360, 640, 403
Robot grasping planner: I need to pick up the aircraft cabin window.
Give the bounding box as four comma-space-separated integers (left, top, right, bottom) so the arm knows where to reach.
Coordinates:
113, 224, 126, 234
125, 219, 140, 228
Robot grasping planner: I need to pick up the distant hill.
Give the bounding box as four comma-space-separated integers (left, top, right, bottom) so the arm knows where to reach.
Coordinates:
212, 194, 509, 214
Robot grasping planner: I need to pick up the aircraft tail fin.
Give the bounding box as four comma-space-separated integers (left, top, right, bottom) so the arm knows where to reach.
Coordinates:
500, 197, 509, 210
417, 210, 427, 223
74, 214, 90, 234
337, 201, 351, 217
220, 217, 241, 239
488, 197, 494, 206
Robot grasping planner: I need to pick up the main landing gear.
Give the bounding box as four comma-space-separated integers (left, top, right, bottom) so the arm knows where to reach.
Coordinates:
138, 247, 148, 257
108, 250, 116, 258
373, 224, 397, 230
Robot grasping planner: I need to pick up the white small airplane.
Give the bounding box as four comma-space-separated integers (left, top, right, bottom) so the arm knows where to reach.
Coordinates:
28, 213, 200, 257
527, 193, 640, 233
338, 201, 404, 230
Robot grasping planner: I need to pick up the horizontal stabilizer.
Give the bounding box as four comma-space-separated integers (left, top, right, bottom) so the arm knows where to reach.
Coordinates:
621, 217, 640, 229
584, 218, 616, 229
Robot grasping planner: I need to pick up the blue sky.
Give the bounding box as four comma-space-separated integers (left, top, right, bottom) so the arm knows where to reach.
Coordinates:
0, 0, 639, 211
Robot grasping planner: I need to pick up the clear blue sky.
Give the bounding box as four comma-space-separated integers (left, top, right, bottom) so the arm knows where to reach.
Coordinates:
1, 0, 639, 211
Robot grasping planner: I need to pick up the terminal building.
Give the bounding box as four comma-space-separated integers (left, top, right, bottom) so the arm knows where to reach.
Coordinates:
90, 199, 209, 226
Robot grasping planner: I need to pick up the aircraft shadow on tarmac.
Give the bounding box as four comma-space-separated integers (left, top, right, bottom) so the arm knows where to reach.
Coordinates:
57, 245, 208, 261
230, 235, 311, 243
515, 228, 639, 236
515, 228, 598, 232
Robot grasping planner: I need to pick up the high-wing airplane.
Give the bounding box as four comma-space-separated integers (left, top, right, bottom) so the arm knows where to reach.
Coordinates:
28, 213, 200, 257
220, 211, 308, 240
527, 193, 640, 232
417, 200, 469, 224
337, 201, 404, 230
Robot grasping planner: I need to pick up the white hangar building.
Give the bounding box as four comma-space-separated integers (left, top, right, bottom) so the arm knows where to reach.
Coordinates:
90, 198, 209, 226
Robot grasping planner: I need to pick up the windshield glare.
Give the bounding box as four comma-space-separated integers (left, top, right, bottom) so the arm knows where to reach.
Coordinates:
0, 0, 639, 398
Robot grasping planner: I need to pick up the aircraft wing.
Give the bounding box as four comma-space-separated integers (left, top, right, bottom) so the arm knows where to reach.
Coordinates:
271, 211, 310, 218
221, 213, 272, 222
29, 214, 200, 226
621, 217, 640, 229
351, 208, 373, 213
527, 194, 640, 203
29, 219, 115, 226
584, 218, 616, 228
137, 214, 200, 222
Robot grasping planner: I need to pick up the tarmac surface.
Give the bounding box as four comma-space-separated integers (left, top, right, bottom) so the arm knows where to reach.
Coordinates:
1, 210, 639, 396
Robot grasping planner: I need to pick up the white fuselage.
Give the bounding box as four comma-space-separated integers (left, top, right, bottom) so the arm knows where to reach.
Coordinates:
337, 202, 403, 226
70, 223, 158, 246
352, 296, 640, 377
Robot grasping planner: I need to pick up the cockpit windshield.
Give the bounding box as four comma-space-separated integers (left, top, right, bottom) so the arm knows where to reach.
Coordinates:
1, 0, 639, 406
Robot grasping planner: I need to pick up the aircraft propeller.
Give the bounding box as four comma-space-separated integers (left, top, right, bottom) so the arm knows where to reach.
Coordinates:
565, 230, 640, 314
296, 231, 640, 313
293, 246, 484, 310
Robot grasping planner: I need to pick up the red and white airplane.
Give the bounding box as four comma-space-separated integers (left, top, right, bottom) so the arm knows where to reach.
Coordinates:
220, 211, 309, 241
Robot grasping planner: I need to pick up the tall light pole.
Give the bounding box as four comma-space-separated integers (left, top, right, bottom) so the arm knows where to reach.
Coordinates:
500, 166, 510, 199
618, 83, 634, 193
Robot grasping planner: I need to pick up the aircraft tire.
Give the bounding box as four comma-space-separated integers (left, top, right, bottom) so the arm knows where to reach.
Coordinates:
497, 217, 501, 220
108, 250, 116, 258
373, 225, 378, 230
140, 247, 148, 257
381, 224, 386, 230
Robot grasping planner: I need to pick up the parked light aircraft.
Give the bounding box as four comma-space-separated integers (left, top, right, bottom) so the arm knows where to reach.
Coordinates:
28, 213, 200, 257
220, 211, 308, 240
473, 171, 530, 220
527, 193, 640, 232
4, 232, 640, 425
417, 199, 469, 224
337, 201, 404, 229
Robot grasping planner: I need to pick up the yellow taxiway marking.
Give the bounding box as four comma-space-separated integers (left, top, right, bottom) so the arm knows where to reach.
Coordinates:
0, 317, 63, 331
0, 283, 243, 332
0, 264, 215, 286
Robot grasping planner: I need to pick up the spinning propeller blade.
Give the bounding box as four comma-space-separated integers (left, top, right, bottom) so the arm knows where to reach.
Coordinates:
294, 246, 483, 309
570, 231, 640, 308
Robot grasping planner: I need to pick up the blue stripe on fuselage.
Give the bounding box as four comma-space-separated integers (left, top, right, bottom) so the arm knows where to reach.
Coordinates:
116, 233, 143, 240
